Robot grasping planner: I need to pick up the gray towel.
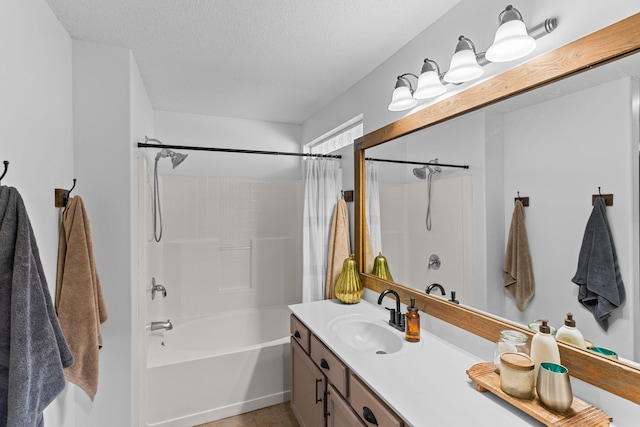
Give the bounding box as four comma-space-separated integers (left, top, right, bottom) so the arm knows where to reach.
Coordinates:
0, 186, 74, 427
571, 197, 625, 331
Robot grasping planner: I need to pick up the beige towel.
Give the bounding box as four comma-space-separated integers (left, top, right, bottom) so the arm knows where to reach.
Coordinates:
364, 215, 375, 274
325, 199, 351, 299
503, 200, 535, 311
55, 196, 108, 400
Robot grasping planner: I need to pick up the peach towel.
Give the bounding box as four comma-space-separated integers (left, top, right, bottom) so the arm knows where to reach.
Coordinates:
503, 200, 535, 311
325, 199, 351, 299
55, 196, 108, 400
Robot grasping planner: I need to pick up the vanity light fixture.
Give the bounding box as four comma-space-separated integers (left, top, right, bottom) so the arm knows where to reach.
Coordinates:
388, 74, 419, 111
414, 59, 447, 99
485, 5, 536, 62
444, 36, 485, 84
388, 4, 557, 111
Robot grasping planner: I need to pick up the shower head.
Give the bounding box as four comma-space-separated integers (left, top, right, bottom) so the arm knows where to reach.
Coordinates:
155, 148, 188, 169
413, 166, 427, 180
413, 159, 441, 180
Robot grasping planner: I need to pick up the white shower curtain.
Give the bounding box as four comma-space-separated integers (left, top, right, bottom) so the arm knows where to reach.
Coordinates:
366, 161, 382, 258
303, 159, 342, 303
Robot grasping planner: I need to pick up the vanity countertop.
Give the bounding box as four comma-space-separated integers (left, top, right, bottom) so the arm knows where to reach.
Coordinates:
289, 299, 541, 426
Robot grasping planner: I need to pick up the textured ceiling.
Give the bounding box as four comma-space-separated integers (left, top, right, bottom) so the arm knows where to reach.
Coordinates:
45, 0, 460, 124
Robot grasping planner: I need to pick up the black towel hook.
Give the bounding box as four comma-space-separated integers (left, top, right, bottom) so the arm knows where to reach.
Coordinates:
0, 161, 8, 183
62, 178, 77, 204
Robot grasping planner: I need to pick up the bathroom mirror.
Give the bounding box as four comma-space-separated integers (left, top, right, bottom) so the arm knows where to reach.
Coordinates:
355, 13, 640, 404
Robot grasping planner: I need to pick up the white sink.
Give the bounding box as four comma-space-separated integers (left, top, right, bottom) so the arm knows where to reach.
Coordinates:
329, 314, 403, 355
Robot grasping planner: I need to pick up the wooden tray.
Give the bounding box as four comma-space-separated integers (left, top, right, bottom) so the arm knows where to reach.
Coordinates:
467, 362, 612, 427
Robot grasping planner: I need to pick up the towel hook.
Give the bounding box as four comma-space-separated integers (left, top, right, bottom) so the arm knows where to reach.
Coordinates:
592, 187, 613, 206
0, 160, 8, 184
54, 178, 77, 207
514, 191, 530, 207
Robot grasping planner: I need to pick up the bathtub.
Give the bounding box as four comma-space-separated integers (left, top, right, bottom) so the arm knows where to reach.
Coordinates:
145, 306, 292, 427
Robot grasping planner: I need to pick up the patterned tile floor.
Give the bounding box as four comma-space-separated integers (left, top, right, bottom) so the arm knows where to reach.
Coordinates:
195, 402, 299, 427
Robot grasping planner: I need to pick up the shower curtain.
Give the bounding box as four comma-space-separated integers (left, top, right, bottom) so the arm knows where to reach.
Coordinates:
366, 161, 382, 268
302, 159, 342, 302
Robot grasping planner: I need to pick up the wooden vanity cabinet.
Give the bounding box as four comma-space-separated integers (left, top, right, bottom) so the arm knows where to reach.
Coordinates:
290, 314, 404, 427
291, 338, 326, 427
327, 384, 366, 427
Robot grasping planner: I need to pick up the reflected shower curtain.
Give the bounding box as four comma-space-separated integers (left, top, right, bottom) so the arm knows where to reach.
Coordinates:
303, 159, 342, 302
365, 161, 382, 272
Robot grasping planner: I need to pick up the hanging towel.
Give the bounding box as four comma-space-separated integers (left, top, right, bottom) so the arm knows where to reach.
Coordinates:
0, 186, 74, 427
55, 196, 108, 400
571, 197, 625, 331
325, 199, 351, 299
503, 200, 535, 311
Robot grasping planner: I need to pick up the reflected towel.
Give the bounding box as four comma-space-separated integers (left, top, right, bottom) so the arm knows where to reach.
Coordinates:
0, 186, 74, 427
503, 200, 535, 311
55, 196, 108, 400
571, 197, 625, 331
325, 199, 351, 299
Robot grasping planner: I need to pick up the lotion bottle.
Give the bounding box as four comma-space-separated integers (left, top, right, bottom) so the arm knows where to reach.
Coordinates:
529, 320, 560, 381
405, 298, 420, 342
555, 313, 587, 349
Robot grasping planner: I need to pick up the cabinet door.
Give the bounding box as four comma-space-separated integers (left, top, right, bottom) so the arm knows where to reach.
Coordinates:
291, 339, 325, 427
350, 373, 403, 427
327, 384, 366, 427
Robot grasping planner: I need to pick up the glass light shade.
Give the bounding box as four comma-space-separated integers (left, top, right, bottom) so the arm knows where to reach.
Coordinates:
414, 71, 446, 99
486, 20, 536, 62
388, 85, 417, 111
444, 49, 484, 83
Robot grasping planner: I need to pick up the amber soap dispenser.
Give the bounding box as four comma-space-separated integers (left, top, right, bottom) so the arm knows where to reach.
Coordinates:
405, 298, 420, 342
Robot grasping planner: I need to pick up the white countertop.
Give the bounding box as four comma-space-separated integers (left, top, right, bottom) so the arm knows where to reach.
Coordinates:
289, 299, 543, 426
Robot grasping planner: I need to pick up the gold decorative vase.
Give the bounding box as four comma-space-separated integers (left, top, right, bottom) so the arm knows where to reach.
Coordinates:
372, 252, 394, 282
335, 254, 364, 304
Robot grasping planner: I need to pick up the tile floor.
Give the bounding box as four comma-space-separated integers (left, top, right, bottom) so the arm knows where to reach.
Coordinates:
194, 402, 299, 427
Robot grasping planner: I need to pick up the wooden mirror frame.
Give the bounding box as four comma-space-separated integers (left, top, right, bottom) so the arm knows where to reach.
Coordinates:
355, 13, 640, 404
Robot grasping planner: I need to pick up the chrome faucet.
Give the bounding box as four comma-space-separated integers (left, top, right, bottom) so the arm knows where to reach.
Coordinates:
377, 289, 404, 331
426, 283, 445, 295
147, 320, 173, 331
151, 277, 167, 300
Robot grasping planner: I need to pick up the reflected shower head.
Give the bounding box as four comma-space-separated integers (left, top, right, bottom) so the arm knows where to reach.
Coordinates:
156, 148, 188, 169
413, 166, 427, 180
413, 159, 441, 180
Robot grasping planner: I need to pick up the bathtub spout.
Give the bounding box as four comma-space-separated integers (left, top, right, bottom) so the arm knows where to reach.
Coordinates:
148, 320, 173, 331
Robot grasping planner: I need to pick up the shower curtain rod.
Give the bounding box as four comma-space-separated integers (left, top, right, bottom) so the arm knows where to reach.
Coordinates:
365, 157, 469, 169
138, 142, 341, 159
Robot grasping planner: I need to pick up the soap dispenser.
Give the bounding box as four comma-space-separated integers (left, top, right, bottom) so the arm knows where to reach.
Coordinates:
405, 298, 420, 342
529, 320, 560, 380
555, 313, 586, 349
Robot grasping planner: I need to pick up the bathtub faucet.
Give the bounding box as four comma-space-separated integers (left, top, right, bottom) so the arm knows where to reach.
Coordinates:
148, 320, 173, 331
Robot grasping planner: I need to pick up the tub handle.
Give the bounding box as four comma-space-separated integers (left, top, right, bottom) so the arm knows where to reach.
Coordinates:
294, 330, 301, 339
320, 358, 330, 370
362, 406, 378, 425
315, 378, 323, 403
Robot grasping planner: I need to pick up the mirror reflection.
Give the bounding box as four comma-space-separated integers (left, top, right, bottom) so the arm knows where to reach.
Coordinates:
365, 52, 639, 365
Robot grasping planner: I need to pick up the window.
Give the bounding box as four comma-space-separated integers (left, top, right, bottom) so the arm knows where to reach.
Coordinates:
305, 114, 363, 155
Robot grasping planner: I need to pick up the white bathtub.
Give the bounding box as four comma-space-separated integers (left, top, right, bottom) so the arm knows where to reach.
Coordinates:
145, 306, 292, 427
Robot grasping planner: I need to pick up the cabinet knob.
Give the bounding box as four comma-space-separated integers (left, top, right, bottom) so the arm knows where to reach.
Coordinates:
320, 358, 330, 370
294, 330, 301, 338
362, 406, 378, 425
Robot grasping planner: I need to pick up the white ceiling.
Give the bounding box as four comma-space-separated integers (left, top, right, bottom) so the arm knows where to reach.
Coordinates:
45, 0, 460, 124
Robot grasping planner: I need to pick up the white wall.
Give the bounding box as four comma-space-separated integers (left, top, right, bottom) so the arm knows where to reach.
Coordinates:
72, 40, 153, 427
0, 0, 75, 425
152, 111, 302, 180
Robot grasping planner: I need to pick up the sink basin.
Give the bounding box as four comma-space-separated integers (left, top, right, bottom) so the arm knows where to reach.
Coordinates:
330, 315, 403, 355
